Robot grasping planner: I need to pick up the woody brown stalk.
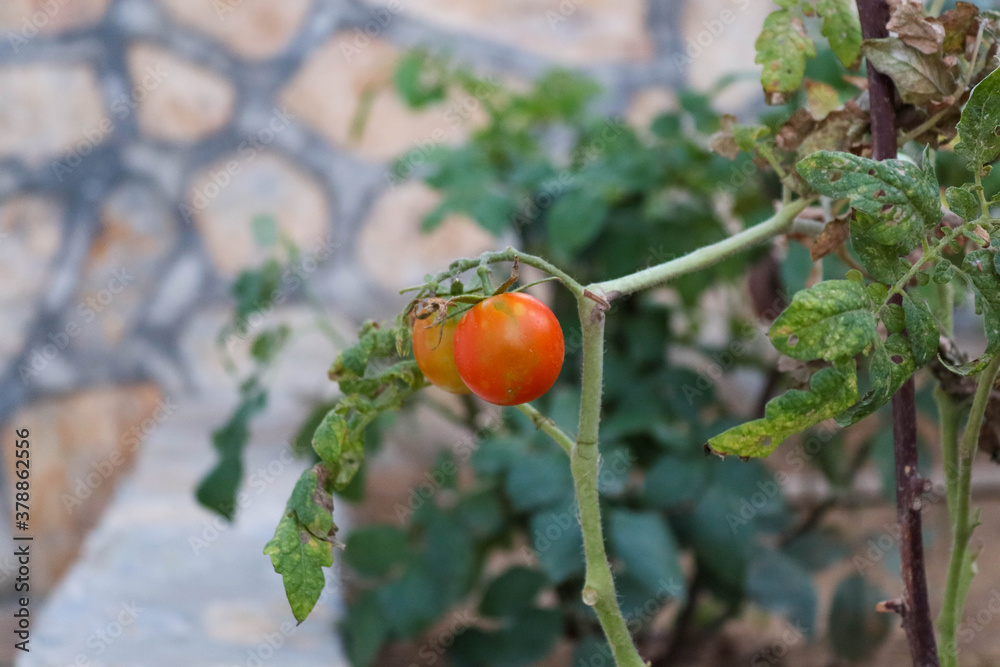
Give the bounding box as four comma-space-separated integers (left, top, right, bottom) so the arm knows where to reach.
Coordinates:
856, 0, 939, 664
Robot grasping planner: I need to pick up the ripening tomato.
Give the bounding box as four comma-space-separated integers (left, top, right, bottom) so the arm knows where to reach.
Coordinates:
412, 314, 471, 394
453, 292, 564, 406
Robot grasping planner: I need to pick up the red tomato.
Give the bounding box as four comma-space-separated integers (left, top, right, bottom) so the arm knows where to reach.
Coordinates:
453, 292, 564, 406
412, 315, 471, 395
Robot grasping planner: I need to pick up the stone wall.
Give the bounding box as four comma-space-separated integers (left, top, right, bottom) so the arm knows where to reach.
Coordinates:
0, 0, 771, 597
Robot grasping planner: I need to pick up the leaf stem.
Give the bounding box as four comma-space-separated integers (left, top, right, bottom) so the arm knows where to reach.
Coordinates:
514, 402, 574, 456
887, 225, 962, 299
938, 352, 1000, 666
592, 197, 814, 299
572, 297, 646, 667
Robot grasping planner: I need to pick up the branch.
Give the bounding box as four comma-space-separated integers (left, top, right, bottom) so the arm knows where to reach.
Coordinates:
514, 402, 574, 456
857, 0, 939, 664
591, 197, 814, 299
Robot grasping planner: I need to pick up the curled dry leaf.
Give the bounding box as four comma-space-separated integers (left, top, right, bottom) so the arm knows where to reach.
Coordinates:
810, 216, 851, 261
887, 0, 945, 55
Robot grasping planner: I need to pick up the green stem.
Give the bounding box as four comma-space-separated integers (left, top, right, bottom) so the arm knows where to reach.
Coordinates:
927, 0, 946, 17
514, 403, 574, 456
888, 225, 962, 298
572, 297, 645, 667
935, 386, 963, 523
592, 197, 813, 298
938, 353, 1000, 666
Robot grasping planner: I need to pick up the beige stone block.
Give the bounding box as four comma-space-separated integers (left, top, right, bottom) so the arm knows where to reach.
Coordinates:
127, 43, 236, 143
186, 154, 331, 276
3, 383, 166, 592
0, 0, 109, 36
157, 0, 312, 60
281, 33, 489, 162
365, 0, 653, 64
357, 182, 496, 291
0, 196, 62, 362
0, 64, 106, 165
679, 0, 772, 112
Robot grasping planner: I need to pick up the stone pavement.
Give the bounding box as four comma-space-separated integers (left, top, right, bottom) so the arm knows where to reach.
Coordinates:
22, 391, 347, 667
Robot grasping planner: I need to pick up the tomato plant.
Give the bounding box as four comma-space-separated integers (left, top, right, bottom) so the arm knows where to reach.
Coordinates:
452, 292, 564, 406
195, 2, 1000, 665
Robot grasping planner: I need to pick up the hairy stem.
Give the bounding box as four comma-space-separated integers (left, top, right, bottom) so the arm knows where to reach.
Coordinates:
939, 353, 1000, 666
572, 297, 645, 667
514, 402, 574, 456
591, 197, 813, 299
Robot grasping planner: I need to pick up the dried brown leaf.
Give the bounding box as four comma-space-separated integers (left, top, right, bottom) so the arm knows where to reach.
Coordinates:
888, 0, 945, 54
934, 2, 980, 55
810, 216, 851, 261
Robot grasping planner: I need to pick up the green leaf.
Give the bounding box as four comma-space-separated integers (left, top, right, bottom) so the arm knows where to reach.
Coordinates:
531, 504, 585, 583
394, 50, 448, 108
828, 574, 892, 660
948, 249, 1000, 374
642, 456, 707, 509
783, 529, 850, 572
817, 0, 863, 66
608, 510, 684, 597
747, 549, 817, 638
506, 451, 575, 512
455, 488, 506, 539
423, 510, 477, 603
572, 637, 612, 667
733, 124, 770, 152
849, 211, 910, 283
860, 38, 957, 105
836, 332, 915, 425
955, 64, 1000, 172
375, 560, 444, 637
231, 259, 282, 321
342, 591, 388, 667
263, 511, 333, 624
286, 466, 337, 539
344, 525, 410, 578
946, 186, 981, 221
797, 151, 942, 249
708, 360, 859, 457
250, 325, 291, 364
196, 381, 268, 520
546, 191, 608, 257
755, 9, 817, 100
480, 567, 549, 618
770, 280, 878, 361
450, 608, 563, 667
903, 293, 939, 367
311, 410, 346, 468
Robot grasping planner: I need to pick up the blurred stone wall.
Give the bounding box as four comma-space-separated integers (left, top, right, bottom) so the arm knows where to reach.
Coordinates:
0, 0, 771, 592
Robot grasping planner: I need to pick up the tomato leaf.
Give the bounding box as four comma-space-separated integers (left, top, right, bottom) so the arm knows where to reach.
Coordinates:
829, 575, 892, 660
344, 525, 411, 578
860, 38, 956, 105
770, 280, 878, 361
955, 63, 1000, 174
264, 467, 338, 624
797, 150, 942, 250
747, 549, 818, 638
479, 567, 549, 618
756, 9, 817, 101
608, 510, 685, 598
944, 249, 1000, 374
817, 0, 863, 66
546, 191, 608, 257
708, 359, 859, 457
